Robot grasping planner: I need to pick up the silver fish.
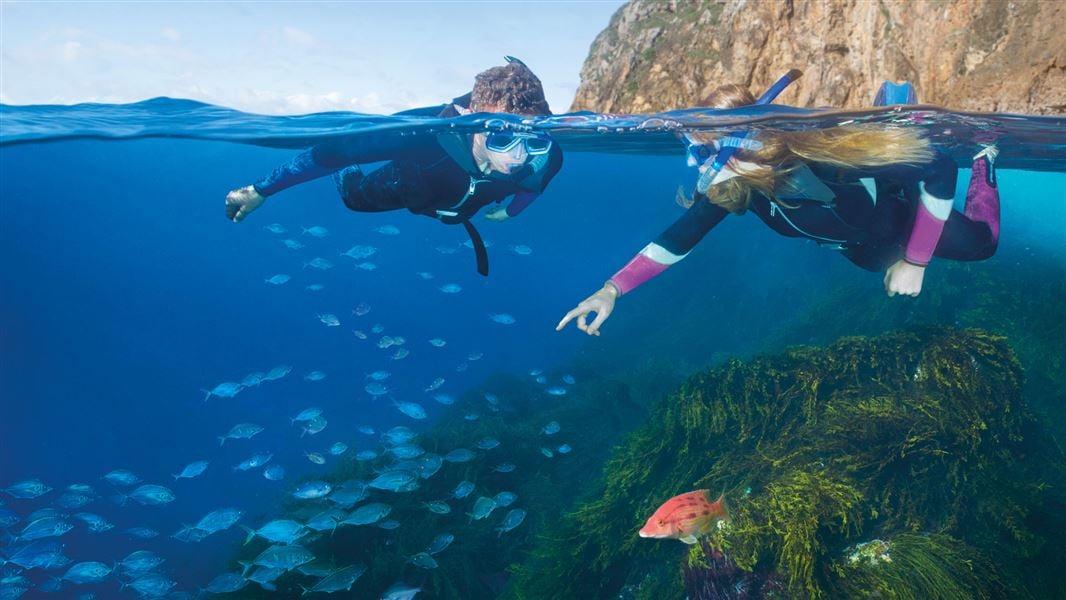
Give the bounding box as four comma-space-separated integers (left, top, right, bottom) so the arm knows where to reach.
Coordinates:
382, 426, 416, 445
468, 496, 497, 521
126, 573, 176, 597
432, 393, 455, 405
301, 564, 367, 594
264, 274, 291, 285
292, 481, 332, 499
263, 364, 292, 381
423, 501, 451, 515
317, 313, 341, 326
16, 516, 73, 541
452, 481, 475, 499
117, 550, 164, 576
202, 381, 243, 401
241, 519, 307, 545
206, 572, 248, 594
173, 460, 210, 480
250, 544, 315, 571
389, 445, 425, 459
443, 449, 476, 463
306, 508, 346, 532
408, 552, 438, 570
63, 561, 112, 584
393, 400, 426, 420
126, 484, 176, 506
496, 509, 527, 537
194, 508, 244, 535
219, 423, 264, 446
301, 226, 329, 237
425, 533, 455, 555
73, 512, 113, 533
341, 245, 377, 260
341, 503, 392, 526
263, 465, 286, 481
493, 491, 518, 508
381, 582, 422, 600
369, 470, 418, 492
291, 407, 323, 423
476, 438, 500, 450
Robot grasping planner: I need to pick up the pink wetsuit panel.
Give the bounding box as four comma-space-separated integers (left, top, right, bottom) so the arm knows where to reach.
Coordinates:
905, 202, 947, 266
610, 254, 670, 296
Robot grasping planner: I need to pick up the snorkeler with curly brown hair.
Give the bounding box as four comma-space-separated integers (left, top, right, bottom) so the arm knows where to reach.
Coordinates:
557, 79, 1000, 336
224, 57, 563, 276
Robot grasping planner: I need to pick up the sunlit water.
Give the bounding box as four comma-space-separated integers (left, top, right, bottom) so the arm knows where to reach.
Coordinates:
1, 99, 1064, 598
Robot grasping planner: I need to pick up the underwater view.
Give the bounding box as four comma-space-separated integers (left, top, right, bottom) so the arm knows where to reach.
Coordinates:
3, 2, 1066, 600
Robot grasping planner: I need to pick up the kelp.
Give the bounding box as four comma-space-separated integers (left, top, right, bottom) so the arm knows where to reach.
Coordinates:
511, 327, 1066, 599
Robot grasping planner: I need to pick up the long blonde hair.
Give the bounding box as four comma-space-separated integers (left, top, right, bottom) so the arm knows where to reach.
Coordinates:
690, 83, 935, 213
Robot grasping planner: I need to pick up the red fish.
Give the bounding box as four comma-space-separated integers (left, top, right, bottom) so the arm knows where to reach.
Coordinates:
638, 489, 729, 544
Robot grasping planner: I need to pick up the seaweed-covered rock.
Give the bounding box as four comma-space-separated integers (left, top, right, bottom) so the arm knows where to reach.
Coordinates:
511, 327, 1066, 599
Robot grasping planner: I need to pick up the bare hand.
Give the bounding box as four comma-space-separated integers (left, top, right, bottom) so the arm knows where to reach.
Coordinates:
884, 259, 926, 297
484, 206, 510, 222
225, 185, 266, 223
556, 284, 619, 336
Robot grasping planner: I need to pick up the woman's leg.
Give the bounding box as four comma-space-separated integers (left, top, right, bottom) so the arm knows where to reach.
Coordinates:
933, 146, 1000, 261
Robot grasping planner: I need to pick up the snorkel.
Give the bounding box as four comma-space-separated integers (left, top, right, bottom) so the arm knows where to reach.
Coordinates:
691, 69, 804, 194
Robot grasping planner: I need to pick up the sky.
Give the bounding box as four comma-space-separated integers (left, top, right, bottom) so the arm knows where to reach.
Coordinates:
0, 0, 625, 115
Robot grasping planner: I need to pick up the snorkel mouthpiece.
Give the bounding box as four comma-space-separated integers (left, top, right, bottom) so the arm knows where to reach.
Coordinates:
693, 69, 803, 194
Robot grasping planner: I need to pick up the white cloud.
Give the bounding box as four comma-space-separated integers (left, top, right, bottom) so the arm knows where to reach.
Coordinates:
59, 41, 82, 61
162, 28, 181, 42
282, 27, 316, 47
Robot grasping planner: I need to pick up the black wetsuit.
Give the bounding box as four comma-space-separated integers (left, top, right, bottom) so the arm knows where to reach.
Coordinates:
654, 154, 997, 273
252, 96, 564, 275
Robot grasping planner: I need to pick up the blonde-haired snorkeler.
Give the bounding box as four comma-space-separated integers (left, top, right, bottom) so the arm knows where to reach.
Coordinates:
558, 79, 1000, 336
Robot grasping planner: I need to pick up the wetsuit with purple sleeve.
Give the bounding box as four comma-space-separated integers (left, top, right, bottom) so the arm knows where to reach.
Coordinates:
609, 152, 999, 296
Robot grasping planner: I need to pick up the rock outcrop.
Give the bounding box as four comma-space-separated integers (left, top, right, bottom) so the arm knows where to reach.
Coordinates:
571, 0, 1066, 114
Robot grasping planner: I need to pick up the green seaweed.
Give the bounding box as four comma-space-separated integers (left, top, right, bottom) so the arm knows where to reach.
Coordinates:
512, 328, 1066, 599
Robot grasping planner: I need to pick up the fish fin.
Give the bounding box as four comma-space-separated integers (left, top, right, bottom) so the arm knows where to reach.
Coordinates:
679, 535, 699, 545
200, 389, 212, 402
239, 525, 256, 545
300, 584, 312, 596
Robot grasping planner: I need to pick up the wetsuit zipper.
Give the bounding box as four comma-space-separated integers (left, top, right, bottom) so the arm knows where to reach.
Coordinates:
450, 177, 490, 211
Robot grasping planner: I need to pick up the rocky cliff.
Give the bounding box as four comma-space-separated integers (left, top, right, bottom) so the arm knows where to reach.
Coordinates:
571, 0, 1066, 114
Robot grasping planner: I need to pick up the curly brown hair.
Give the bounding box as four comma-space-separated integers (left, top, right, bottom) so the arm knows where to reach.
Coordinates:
470, 62, 551, 116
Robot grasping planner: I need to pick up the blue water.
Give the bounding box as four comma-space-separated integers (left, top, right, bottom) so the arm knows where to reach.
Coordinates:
1, 100, 1064, 598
